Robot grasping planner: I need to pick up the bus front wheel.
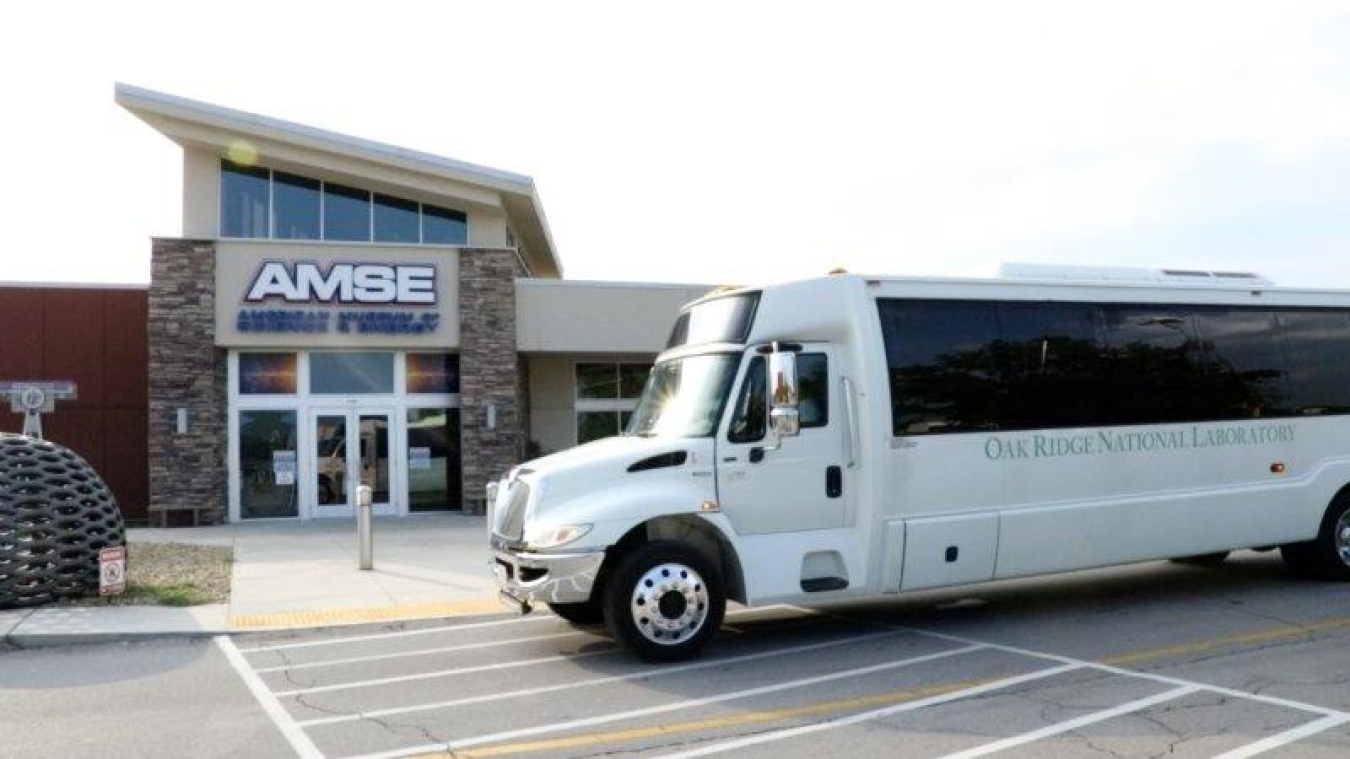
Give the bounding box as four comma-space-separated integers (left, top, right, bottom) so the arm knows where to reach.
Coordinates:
1282, 493, 1350, 581
603, 541, 726, 662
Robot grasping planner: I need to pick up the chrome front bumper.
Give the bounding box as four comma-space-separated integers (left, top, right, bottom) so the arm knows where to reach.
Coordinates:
490, 544, 605, 613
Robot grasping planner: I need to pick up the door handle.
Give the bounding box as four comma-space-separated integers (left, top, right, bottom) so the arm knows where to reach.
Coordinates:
749, 447, 765, 463
826, 465, 842, 498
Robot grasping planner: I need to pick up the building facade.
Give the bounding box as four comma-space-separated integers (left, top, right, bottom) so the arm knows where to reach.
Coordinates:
90, 84, 709, 525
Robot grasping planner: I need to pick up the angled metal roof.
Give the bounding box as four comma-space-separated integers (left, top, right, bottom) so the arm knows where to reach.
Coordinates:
115, 83, 561, 276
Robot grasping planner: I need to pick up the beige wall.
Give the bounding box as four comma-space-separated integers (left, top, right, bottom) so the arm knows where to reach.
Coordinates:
214, 241, 459, 348
517, 280, 711, 354
528, 357, 577, 455
183, 147, 219, 238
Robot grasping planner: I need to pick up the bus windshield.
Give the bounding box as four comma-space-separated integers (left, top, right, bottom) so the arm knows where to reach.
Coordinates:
627, 354, 740, 438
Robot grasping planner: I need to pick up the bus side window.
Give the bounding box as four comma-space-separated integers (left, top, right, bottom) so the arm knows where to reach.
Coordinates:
798, 354, 829, 428
728, 356, 767, 443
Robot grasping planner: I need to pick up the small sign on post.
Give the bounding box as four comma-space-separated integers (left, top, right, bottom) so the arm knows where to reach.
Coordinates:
99, 546, 126, 596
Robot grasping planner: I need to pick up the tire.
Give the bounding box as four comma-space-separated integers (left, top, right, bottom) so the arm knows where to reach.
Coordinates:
547, 600, 604, 626
1281, 493, 1350, 581
1170, 552, 1230, 567
602, 541, 726, 662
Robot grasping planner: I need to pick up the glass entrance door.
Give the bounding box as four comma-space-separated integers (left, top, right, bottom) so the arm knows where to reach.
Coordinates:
309, 409, 395, 517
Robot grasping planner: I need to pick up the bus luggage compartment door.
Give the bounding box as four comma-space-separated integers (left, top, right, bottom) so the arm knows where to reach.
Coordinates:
900, 512, 999, 591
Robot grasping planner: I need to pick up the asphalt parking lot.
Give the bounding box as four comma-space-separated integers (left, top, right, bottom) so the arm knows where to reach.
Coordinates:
226, 550, 1350, 759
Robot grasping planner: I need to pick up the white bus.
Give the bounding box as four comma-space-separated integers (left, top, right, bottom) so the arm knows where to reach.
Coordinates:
490, 267, 1350, 660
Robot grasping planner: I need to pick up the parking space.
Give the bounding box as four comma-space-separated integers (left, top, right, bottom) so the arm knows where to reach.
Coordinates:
220, 552, 1350, 758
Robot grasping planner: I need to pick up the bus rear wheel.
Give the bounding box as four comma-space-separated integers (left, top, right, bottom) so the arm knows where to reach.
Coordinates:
603, 541, 725, 662
1281, 493, 1350, 581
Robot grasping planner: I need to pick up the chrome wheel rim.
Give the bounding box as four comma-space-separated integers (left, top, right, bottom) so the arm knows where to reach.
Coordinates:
1337, 510, 1350, 567
630, 562, 709, 646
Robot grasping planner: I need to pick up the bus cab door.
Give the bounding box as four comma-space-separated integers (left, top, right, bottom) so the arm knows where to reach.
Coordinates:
716, 344, 849, 535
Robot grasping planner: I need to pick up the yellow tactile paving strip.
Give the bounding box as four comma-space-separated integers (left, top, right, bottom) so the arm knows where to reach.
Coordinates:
229, 597, 506, 630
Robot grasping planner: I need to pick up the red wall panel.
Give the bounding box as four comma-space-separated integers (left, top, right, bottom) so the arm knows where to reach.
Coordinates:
0, 286, 149, 521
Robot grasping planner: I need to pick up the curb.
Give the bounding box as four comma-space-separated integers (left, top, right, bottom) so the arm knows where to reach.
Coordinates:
4, 629, 230, 648
228, 596, 508, 631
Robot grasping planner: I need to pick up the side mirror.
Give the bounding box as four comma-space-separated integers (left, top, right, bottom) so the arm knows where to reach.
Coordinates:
768, 347, 800, 438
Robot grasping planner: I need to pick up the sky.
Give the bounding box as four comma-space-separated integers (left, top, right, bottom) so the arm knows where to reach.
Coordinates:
4, 1, 1350, 287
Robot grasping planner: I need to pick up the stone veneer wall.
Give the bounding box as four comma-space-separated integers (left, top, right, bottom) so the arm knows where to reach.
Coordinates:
458, 248, 528, 514
147, 238, 226, 525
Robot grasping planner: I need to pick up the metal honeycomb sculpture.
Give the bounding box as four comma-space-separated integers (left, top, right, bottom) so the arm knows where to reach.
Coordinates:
0, 433, 124, 608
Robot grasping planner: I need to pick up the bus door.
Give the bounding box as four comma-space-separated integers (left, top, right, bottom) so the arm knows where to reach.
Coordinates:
716, 344, 849, 534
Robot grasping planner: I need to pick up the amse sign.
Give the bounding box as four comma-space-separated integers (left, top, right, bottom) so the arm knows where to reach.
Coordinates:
246, 261, 437, 305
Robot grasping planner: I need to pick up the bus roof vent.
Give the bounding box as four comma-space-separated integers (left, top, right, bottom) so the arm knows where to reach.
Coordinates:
999, 263, 1273, 287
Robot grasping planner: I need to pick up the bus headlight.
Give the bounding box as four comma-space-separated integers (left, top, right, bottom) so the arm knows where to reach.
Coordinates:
523, 523, 592, 550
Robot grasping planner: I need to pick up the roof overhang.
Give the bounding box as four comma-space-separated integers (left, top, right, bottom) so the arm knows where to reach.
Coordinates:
115, 83, 561, 277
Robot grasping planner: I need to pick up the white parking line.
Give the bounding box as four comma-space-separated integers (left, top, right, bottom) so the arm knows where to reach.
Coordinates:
938, 684, 1201, 759
1213, 714, 1350, 759
272, 647, 617, 696
352, 644, 989, 758
238, 613, 559, 653
240, 604, 812, 655
252, 630, 598, 673
300, 629, 908, 728
902, 625, 1350, 719
216, 635, 324, 759
657, 664, 1081, 759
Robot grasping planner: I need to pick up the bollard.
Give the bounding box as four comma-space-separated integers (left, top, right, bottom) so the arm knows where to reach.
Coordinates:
357, 484, 374, 570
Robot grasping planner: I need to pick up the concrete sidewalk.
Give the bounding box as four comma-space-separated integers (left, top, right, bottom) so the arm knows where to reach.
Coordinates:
0, 514, 511, 646
134, 513, 502, 629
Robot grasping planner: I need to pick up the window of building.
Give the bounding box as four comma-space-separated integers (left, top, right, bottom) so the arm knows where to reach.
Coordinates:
238, 410, 299, 518
219, 160, 468, 245
238, 352, 298, 395
309, 352, 395, 394
220, 161, 269, 238
575, 362, 651, 444
407, 408, 461, 511
423, 205, 469, 245
406, 353, 459, 394
271, 171, 321, 240
374, 194, 420, 243
323, 183, 371, 241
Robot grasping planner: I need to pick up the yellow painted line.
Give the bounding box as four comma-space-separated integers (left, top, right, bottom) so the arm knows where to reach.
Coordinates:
229, 597, 506, 630
1100, 616, 1350, 667
426, 614, 1350, 758
420, 677, 988, 759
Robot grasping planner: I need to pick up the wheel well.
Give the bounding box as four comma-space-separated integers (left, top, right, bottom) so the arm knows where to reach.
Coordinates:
595, 516, 746, 604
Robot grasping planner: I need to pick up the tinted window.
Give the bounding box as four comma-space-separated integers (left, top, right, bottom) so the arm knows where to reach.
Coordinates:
1099, 306, 1212, 424
996, 303, 1105, 429
1279, 310, 1350, 415
798, 353, 829, 427
271, 171, 320, 240
405, 353, 459, 394
423, 204, 468, 245
220, 161, 269, 238
323, 183, 371, 241
727, 356, 766, 443
238, 352, 298, 395
309, 352, 394, 394
878, 300, 1003, 435
374, 194, 420, 243
1193, 309, 1290, 418
666, 294, 760, 348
